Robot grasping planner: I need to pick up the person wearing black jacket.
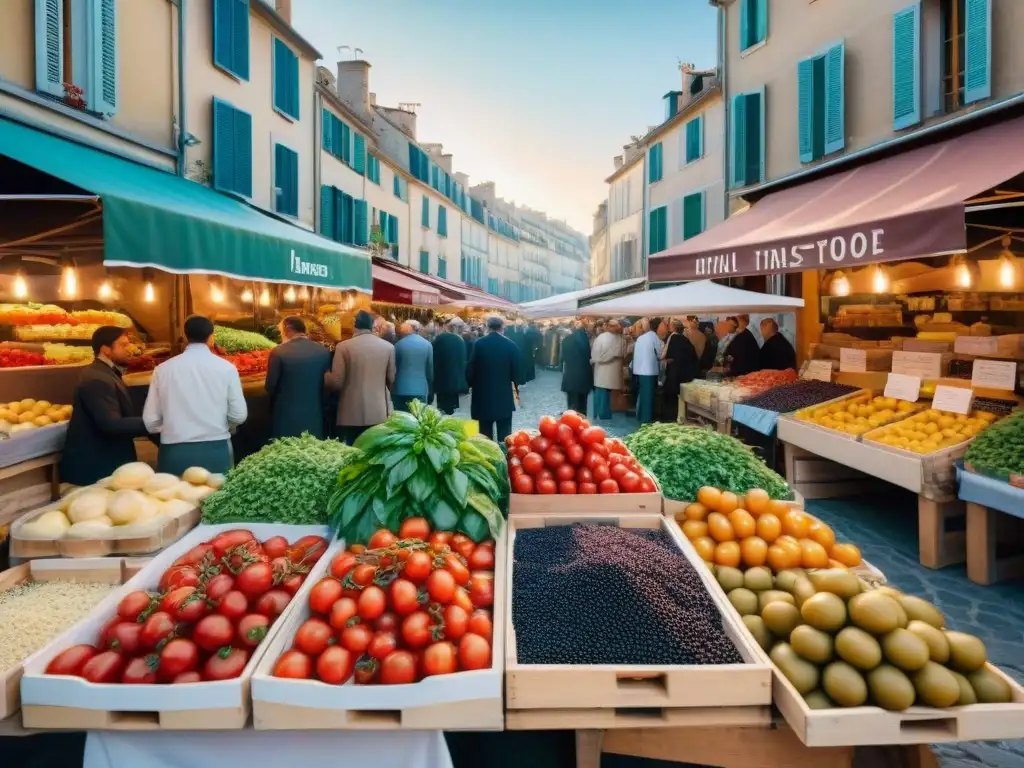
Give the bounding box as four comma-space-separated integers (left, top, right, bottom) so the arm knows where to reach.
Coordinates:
724, 314, 761, 376
560, 323, 593, 414
60, 326, 150, 486
662, 319, 698, 421
758, 318, 797, 371
467, 317, 519, 443
265, 316, 331, 438
433, 320, 468, 415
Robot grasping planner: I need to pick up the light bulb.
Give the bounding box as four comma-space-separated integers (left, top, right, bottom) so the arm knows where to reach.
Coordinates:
831, 271, 850, 297
284, 286, 296, 303
299, 287, 309, 301
211, 285, 225, 304
13, 273, 28, 299
259, 287, 270, 306
872, 265, 889, 294
143, 282, 155, 303
61, 265, 78, 298
241, 288, 253, 303
98, 280, 113, 299
955, 262, 972, 288
998, 256, 1017, 288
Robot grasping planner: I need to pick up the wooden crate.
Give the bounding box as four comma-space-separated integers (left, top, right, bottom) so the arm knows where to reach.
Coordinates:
509, 487, 662, 516
505, 704, 771, 731
504, 513, 772, 717
251, 535, 505, 732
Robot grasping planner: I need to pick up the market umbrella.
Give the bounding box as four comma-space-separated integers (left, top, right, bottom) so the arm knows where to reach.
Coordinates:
519, 277, 647, 319
577, 280, 804, 316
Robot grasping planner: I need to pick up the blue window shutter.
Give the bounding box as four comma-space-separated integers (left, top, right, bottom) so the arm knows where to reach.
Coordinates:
272, 39, 298, 119
274, 144, 298, 216
87, 0, 117, 115
388, 215, 398, 246
439, 207, 447, 237
892, 5, 921, 130
797, 57, 815, 163
274, 144, 284, 212
212, 0, 231, 73
34, 0, 64, 97
393, 173, 401, 198
421, 196, 430, 228
233, 107, 252, 196
322, 110, 334, 154
379, 210, 387, 234
823, 44, 845, 155
419, 250, 429, 273
648, 143, 663, 184
755, 0, 768, 45
754, 87, 766, 183
288, 45, 299, 118
212, 98, 235, 193
353, 133, 366, 175
730, 94, 747, 187
320, 186, 335, 239
739, 0, 750, 49
340, 122, 351, 164
232, 0, 249, 79
354, 199, 368, 246
964, 0, 991, 104
272, 39, 283, 113
438, 257, 446, 279
431, 165, 439, 190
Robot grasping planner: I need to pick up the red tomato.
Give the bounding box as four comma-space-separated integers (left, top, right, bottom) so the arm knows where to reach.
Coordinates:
599, 479, 620, 494
329, 596, 359, 630
398, 517, 431, 540
555, 463, 576, 481
592, 464, 611, 483
159, 639, 199, 679
105, 622, 142, 655
575, 417, 592, 435
193, 614, 235, 652
380, 650, 418, 685
609, 463, 630, 482
508, 465, 524, 483
508, 456, 522, 471
173, 543, 214, 568
350, 563, 377, 587
579, 482, 598, 494
512, 430, 532, 446
580, 426, 607, 444
535, 478, 557, 495
117, 590, 155, 622
521, 452, 545, 475
340, 623, 373, 654
537, 416, 559, 438
309, 577, 344, 615
216, 590, 249, 622
161, 586, 208, 623
98, 616, 121, 649
583, 451, 606, 471
427, 569, 456, 603
565, 443, 585, 466
295, 618, 335, 656
450, 534, 475, 560
576, 467, 594, 483
560, 411, 583, 430
159, 564, 199, 593
139, 612, 176, 650
513, 473, 534, 494
618, 471, 641, 493
173, 671, 202, 684
557, 480, 576, 494
262, 536, 289, 559
608, 439, 629, 455
329, 552, 357, 580
458, 633, 492, 671
204, 647, 249, 681
235, 562, 274, 599
468, 546, 495, 570
555, 423, 575, 447
422, 641, 457, 677
237, 614, 271, 648
289, 535, 328, 564
428, 531, 452, 550
590, 441, 610, 458
121, 654, 159, 684
205, 573, 235, 601
368, 631, 398, 661
389, 578, 420, 616
451, 587, 474, 613
606, 453, 625, 466
281, 573, 304, 595
81, 651, 125, 683
401, 610, 435, 649
210, 530, 256, 559
442, 605, 469, 640
375, 612, 398, 632
254, 589, 292, 619
358, 585, 387, 620
443, 555, 469, 591
272, 650, 312, 679
46, 644, 98, 676
369, 529, 398, 550
511, 445, 529, 460
317, 645, 355, 684
468, 610, 493, 640
639, 476, 657, 493
529, 435, 551, 454
403, 551, 432, 583
469, 574, 494, 608
504, 434, 515, 447
537, 468, 555, 482
354, 659, 379, 685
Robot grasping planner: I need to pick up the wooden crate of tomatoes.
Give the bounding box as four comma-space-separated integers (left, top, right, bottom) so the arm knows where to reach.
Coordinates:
506, 411, 663, 515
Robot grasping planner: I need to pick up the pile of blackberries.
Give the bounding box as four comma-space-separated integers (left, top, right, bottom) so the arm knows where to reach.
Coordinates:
512, 524, 744, 666
739, 381, 858, 413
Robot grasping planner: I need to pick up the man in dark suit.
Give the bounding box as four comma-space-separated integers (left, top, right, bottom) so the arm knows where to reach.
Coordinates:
560, 322, 593, 414
433, 320, 467, 415
61, 326, 150, 486
265, 316, 331, 438
525, 322, 544, 378
724, 314, 761, 376
758, 318, 797, 371
467, 316, 519, 443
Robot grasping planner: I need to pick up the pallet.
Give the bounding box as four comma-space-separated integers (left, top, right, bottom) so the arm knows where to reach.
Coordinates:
504, 513, 772, 715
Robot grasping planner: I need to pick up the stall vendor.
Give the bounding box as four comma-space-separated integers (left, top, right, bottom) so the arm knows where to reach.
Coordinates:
143, 315, 247, 475
723, 314, 761, 376
758, 317, 797, 371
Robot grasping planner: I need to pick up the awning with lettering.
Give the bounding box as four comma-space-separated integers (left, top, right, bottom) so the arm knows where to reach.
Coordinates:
0, 118, 372, 293
372, 264, 442, 306
649, 116, 1024, 282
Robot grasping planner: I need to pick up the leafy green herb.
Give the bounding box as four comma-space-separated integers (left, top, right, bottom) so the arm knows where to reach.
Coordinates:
964, 411, 1024, 480
213, 326, 277, 354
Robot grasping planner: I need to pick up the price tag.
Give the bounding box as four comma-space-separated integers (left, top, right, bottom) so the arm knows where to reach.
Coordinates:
971, 359, 1018, 391
931, 385, 974, 415
884, 372, 922, 402
802, 360, 834, 382
892, 351, 943, 379
839, 348, 867, 373
954, 336, 999, 356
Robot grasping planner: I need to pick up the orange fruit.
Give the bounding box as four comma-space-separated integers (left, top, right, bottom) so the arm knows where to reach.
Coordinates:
707, 512, 735, 543
807, 521, 836, 551
745, 488, 770, 516
755, 513, 781, 543
766, 544, 799, 572
781, 511, 811, 539
828, 559, 849, 570
691, 536, 716, 562
799, 539, 829, 569
683, 502, 709, 521
830, 543, 862, 567
767, 499, 792, 517
717, 491, 740, 514
713, 541, 742, 568
740, 536, 768, 567
697, 486, 722, 510
728, 509, 756, 539
682, 520, 709, 541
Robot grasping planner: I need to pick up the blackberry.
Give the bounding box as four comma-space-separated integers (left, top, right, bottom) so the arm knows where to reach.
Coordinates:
512, 524, 744, 666
739, 380, 859, 414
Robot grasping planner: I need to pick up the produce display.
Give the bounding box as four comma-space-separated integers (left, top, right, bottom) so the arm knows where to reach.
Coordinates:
865, 408, 999, 454
794, 392, 924, 437
715, 566, 1013, 709
0, 579, 118, 675
964, 411, 1024, 480
0, 348, 46, 368
625, 423, 790, 503
739, 381, 859, 414
213, 326, 277, 354
16, 324, 101, 341
43, 530, 327, 683
505, 411, 658, 495
512, 523, 742, 665
271, 520, 495, 684
222, 349, 271, 377
202, 435, 361, 526
0, 398, 71, 434
328, 402, 508, 544
18, 463, 220, 540
42, 343, 94, 365
733, 368, 799, 396
0, 305, 131, 327
970, 397, 1017, 419
676, 485, 863, 572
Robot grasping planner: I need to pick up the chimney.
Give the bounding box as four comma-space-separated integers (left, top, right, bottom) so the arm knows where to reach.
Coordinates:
421, 142, 443, 159
316, 65, 335, 90
439, 153, 454, 174
275, 0, 292, 24
376, 105, 417, 140
613, 155, 623, 170
369, 92, 377, 106
454, 171, 469, 187
336, 59, 371, 115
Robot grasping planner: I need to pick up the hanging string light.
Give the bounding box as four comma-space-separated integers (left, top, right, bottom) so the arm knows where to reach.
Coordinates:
60, 262, 78, 298
299, 286, 309, 301
830, 270, 850, 297
259, 286, 271, 306
997, 235, 1018, 289
871, 264, 890, 294
142, 270, 155, 303
950, 253, 972, 289
284, 285, 297, 303
98, 280, 113, 299
13, 272, 28, 299
241, 287, 254, 303
210, 282, 225, 304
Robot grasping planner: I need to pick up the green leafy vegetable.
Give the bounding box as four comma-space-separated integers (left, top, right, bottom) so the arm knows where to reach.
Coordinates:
201, 434, 360, 525
327, 401, 508, 544
625, 423, 789, 502
213, 325, 277, 354
964, 411, 1024, 480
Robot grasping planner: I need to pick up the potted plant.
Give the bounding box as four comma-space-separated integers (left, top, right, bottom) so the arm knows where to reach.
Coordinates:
62, 83, 86, 110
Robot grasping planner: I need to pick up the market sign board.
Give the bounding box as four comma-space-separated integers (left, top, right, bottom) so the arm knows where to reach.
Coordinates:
892, 351, 943, 380
884, 373, 921, 402
802, 360, 834, 382
839, 348, 867, 373
932, 385, 973, 415
954, 336, 999, 356
971, 359, 1018, 391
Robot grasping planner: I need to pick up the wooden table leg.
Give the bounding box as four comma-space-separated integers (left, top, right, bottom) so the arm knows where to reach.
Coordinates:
575, 729, 603, 768
49, 461, 60, 502
966, 502, 997, 585
918, 496, 966, 569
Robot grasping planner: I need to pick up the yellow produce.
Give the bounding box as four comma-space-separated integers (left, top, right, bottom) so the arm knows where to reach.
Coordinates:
795, 392, 923, 436
864, 408, 999, 455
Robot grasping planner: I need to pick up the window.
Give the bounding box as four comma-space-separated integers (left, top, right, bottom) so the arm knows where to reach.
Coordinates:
421, 196, 430, 228
488, 277, 499, 295
273, 144, 298, 216
648, 206, 667, 255
353, 134, 366, 175
408, 144, 430, 182
419, 250, 430, 273
438, 206, 448, 238
681, 192, 705, 241
648, 143, 663, 184
319, 186, 368, 246
664, 91, 680, 121
393, 173, 406, 200
470, 198, 485, 224
739, 0, 767, 51
892, 4, 922, 130
684, 116, 703, 164
431, 165, 439, 191
272, 38, 299, 119
941, 0, 991, 112
797, 43, 845, 164
729, 88, 766, 188
212, 0, 250, 80
367, 154, 380, 184
437, 256, 447, 279
321, 110, 354, 166
34, 0, 118, 115
212, 98, 252, 197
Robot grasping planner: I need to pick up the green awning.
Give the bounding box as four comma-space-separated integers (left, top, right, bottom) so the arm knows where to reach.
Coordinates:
0, 118, 371, 293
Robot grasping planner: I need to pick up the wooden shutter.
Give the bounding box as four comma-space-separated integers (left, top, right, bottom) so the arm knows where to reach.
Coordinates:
421, 196, 430, 228
274, 144, 297, 216
419, 250, 429, 273
233, 107, 252, 196
892, 4, 921, 130
823, 44, 845, 155
739, 0, 750, 49
212, 99, 235, 193
393, 173, 401, 198
354, 199, 368, 246
439, 207, 448, 237
730, 94, 747, 187
34, 0, 63, 97
964, 0, 991, 104
231, 0, 250, 79
683, 192, 705, 241
88, 0, 117, 115
322, 109, 334, 154
319, 186, 335, 239
387, 214, 398, 245
755, 0, 768, 45
336, 192, 354, 244
797, 57, 815, 163
340, 122, 351, 164
353, 133, 366, 175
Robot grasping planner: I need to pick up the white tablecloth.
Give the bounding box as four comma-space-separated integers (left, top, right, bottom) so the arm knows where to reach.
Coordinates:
85, 729, 454, 768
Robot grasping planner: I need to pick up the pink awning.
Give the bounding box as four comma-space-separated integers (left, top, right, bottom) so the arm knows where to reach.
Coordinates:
372, 264, 441, 306
374, 259, 517, 311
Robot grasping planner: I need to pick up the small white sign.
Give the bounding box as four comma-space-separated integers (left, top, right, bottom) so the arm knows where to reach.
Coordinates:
892, 350, 943, 380
971, 359, 1018, 392
803, 360, 834, 382
932, 385, 974, 415
954, 336, 999, 356
884, 372, 922, 402
839, 348, 867, 373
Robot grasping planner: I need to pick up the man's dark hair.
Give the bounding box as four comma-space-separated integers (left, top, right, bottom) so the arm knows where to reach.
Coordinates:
184, 314, 215, 344
354, 310, 374, 331
487, 316, 504, 331
282, 316, 306, 335
91, 325, 126, 355
649, 317, 663, 330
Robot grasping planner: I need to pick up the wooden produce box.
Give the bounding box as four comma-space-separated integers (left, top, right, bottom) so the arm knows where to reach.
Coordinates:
19, 523, 331, 731
503, 513, 772, 729
252, 537, 505, 731
0, 557, 131, 722
509, 478, 662, 516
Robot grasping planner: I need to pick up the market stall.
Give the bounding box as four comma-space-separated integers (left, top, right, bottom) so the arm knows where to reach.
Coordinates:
518, 277, 646, 320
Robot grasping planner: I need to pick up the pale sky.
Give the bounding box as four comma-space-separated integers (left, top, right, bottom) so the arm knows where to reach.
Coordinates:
292, 0, 718, 235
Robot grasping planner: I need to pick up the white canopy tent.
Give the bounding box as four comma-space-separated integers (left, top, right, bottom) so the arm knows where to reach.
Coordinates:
577, 279, 804, 316
519, 277, 646, 319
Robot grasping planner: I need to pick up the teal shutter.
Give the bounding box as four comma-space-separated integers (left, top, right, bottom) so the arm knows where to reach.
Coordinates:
213, 0, 250, 80
272, 39, 298, 119
379, 210, 388, 236
823, 44, 845, 155
730, 93, 747, 187
212, 99, 235, 193
336, 192, 354, 244
322, 109, 334, 154
273, 144, 298, 216
340, 122, 351, 164
739, 0, 750, 49
421, 196, 430, 228
232, 0, 249, 79
892, 4, 921, 130
319, 186, 335, 239
648, 206, 667, 254
367, 155, 380, 184
682, 193, 705, 240
438, 207, 447, 237
419, 250, 429, 273
745, 88, 766, 185
34, 0, 64, 97
964, 0, 991, 104
438, 257, 446, 280
648, 143, 663, 184
353, 133, 366, 175
234, 107, 252, 196
387, 214, 398, 246
755, 0, 768, 45
88, 0, 117, 115
797, 57, 815, 163
393, 173, 401, 198
354, 199, 368, 246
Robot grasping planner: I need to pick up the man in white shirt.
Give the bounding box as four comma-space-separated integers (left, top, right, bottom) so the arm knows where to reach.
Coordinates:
632, 317, 664, 424
143, 315, 247, 476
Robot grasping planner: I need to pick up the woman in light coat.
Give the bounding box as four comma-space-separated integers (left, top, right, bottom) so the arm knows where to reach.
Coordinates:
590, 320, 625, 421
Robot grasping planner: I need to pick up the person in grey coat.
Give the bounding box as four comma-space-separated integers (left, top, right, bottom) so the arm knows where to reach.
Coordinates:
265, 316, 331, 439
392, 321, 434, 412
